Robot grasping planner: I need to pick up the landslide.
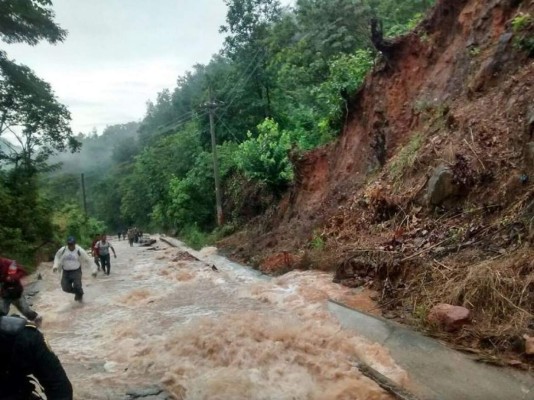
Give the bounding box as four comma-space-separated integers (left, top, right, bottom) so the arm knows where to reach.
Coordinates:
222, 0, 534, 365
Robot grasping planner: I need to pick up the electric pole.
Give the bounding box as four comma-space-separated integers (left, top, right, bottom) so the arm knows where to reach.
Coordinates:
207, 86, 224, 226
81, 173, 88, 217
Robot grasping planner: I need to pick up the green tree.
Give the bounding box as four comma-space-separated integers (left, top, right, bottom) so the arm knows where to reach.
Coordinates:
0, 53, 78, 172
220, 0, 282, 119
121, 122, 203, 229
234, 118, 293, 189
0, 0, 66, 45
0, 0, 75, 263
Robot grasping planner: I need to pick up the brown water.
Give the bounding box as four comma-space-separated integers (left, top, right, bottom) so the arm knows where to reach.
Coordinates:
33, 238, 406, 399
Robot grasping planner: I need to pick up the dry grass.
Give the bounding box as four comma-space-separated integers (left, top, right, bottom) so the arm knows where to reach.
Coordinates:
405, 247, 534, 349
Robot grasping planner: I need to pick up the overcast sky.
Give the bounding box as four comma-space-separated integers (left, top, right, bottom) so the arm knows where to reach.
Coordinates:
4, 0, 292, 135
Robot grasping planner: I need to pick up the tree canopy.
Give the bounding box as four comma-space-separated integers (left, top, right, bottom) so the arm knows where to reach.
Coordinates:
43, 0, 436, 248
0, 0, 83, 265
0, 0, 67, 45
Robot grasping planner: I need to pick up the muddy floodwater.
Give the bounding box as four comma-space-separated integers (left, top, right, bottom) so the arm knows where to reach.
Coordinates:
32, 237, 406, 399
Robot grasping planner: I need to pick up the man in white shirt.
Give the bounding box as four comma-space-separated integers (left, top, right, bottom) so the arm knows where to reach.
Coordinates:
52, 236, 94, 302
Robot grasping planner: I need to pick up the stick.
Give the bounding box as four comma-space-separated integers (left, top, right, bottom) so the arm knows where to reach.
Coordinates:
400, 239, 448, 261
463, 137, 486, 170
353, 361, 422, 400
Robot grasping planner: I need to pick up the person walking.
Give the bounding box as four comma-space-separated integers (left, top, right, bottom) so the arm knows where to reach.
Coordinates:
0, 315, 73, 399
96, 234, 117, 276
91, 234, 101, 272
127, 228, 135, 247
52, 236, 94, 302
0, 257, 41, 325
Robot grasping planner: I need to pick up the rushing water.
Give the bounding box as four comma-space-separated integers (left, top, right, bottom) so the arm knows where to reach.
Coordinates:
32, 238, 406, 399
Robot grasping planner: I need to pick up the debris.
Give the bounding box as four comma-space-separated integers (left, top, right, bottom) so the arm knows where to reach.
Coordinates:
353, 361, 421, 400
211, 264, 218, 272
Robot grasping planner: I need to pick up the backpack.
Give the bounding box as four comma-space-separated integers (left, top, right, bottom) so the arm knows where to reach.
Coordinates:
0, 326, 45, 400
60, 246, 81, 257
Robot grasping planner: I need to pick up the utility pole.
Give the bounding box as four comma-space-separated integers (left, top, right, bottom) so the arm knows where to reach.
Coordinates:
81, 173, 88, 217
207, 86, 224, 226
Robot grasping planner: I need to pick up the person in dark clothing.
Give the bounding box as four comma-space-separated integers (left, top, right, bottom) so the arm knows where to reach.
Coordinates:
0, 257, 41, 324
0, 315, 73, 400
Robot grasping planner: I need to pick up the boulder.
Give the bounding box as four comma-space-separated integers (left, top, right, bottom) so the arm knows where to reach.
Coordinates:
427, 303, 471, 332
426, 165, 458, 206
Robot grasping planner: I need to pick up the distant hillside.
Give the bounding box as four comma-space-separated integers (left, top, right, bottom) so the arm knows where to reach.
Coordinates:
48, 121, 140, 175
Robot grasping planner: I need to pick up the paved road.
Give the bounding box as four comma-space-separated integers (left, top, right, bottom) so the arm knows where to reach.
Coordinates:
329, 300, 534, 400
30, 237, 405, 400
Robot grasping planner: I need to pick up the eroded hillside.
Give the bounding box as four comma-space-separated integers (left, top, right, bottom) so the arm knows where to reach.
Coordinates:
223, 0, 534, 364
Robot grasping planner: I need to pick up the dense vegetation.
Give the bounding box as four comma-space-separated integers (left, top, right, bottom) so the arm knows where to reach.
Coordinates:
0, 0, 436, 261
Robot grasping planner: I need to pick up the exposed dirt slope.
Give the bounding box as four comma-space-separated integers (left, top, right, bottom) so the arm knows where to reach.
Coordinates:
222, 0, 534, 365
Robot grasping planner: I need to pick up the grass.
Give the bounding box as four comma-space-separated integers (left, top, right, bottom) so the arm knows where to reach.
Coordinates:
388, 132, 424, 184
179, 223, 237, 250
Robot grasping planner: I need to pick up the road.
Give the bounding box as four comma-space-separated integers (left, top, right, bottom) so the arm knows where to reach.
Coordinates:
32, 237, 405, 400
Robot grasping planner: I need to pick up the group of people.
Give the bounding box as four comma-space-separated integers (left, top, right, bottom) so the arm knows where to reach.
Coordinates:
115, 227, 144, 246
120, 227, 142, 247
0, 233, 122, 399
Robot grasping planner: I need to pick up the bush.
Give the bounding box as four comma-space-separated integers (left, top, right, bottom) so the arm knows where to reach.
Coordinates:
179, 224, 217, 250
53, 204, 106, 249
234, 118, 294, 189
313, 50, 374, 130
512, 12, 534, 56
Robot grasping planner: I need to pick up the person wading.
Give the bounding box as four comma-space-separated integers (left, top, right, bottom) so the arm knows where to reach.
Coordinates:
0, 257, 42, 325
0, 315, 73, 400
96, 234, 116, 276
91, 234, 101, 272
52, 236, 94, 302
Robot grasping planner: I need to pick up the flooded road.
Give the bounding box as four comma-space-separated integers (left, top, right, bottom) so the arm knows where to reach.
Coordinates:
33, 237, 406, 399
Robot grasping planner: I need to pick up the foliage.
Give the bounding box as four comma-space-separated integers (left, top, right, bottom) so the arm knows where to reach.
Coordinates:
366, 0, 435, 37
0, 53, 79, 172
120, 121, 203, 229
310, 231, 326, 250
388, 132, 424, 182
0, 0, 79, 266
234, 118, 293, 188
385, 12, 424, 37
178, 224, 218, 250
0, 168, 57, 266
220, 0, 282, 59
0, 0, 66, 45
52, 203, 105, 249
41, 0, 437, 239
511, 12, 534, 56
166, 142, 237, 231
313, 49, 374, 131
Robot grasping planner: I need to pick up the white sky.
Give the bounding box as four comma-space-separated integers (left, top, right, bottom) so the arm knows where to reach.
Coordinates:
4, 0, 293, 135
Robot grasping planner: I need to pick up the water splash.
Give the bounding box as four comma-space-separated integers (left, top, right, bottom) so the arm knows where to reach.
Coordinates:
33, 238, 405, 399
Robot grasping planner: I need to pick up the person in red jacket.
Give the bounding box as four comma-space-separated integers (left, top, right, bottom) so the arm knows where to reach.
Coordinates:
0, 257, 41, 325
91, 233, 101, 272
